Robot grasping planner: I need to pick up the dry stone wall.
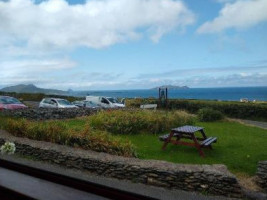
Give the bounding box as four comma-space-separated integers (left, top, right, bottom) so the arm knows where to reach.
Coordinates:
1, 108, 97, 120
0, 132, 243, 198
257, 161, 267, 192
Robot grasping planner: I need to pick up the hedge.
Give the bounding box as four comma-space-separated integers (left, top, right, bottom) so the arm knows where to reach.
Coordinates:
126, 99, 267, 121
0, 91, 81, 102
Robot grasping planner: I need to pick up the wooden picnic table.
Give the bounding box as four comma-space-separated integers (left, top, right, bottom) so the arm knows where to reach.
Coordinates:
159, 125, 217, 157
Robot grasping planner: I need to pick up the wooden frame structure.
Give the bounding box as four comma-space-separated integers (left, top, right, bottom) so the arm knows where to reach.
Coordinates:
160, 125, 217, 157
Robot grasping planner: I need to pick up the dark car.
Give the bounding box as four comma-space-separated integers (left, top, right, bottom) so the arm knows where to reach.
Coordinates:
0, 96, 28, 110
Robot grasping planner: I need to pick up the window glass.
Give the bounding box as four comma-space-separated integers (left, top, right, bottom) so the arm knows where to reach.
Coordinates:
43, 99, 51, 104
57, 99, 71, 105
50, 100, 57, 105
0, 97, 21, 104
101, 98, 109, 104
107, 98, 119, 103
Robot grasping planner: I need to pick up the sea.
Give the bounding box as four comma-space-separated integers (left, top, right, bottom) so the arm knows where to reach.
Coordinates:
77, 87, 267, 101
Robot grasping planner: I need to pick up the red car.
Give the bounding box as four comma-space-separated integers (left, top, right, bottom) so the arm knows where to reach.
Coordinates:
0, 96, 27, 110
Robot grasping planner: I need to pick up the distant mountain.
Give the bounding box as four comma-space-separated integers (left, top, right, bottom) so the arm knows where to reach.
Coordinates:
0, 84, 68, 95
151, 85, 189, 90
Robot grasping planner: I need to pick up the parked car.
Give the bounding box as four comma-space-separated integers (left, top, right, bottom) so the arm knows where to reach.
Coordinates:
39, 98, 78, 108
0, 96, 27, 110
85, 96, 125, 108
72, 100, 101, 109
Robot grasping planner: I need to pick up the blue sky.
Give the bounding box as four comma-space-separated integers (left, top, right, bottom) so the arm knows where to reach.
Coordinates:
0, 0, 267, 90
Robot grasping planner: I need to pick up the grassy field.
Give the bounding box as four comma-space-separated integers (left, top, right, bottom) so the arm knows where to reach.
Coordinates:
119, 121, 267, 175
1, 109, 266, 176
62, 117, 267, 175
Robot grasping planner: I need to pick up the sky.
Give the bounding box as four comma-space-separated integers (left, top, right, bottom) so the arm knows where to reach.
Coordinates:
0, 0, 267, 90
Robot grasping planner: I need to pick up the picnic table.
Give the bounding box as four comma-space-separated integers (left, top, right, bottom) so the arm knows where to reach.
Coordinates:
159, 125, 217, 157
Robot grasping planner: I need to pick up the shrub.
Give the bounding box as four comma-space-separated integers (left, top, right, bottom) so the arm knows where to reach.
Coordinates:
197, 108, 224, 122
0, 91, 81, 102
88, 109, 195, 134
0, 117, 136, 157
68, 125, 136, 157
5, 118, 28, 137
126, 98, 267, 121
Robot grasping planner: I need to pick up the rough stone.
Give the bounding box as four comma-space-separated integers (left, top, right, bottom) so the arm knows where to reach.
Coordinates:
0, 131, 243, 198
1, 108, 97, 120
256, 161, 267, 192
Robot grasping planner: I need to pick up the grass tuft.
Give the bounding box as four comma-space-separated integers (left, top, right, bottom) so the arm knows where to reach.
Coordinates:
88, 109, 195, 134
0, 117, 136, 157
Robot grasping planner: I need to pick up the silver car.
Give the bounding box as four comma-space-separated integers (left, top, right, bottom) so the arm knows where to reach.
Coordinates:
72, 100, 101, 109
39, 98, 78, 108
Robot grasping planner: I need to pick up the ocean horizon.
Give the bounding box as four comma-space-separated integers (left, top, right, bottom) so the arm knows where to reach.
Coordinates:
75, 86, 267, 101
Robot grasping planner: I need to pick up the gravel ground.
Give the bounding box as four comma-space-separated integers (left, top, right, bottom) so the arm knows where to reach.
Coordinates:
230, 119, 267, 130
239, 120, 267, 130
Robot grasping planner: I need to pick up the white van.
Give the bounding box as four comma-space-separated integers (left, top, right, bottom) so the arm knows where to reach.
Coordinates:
85, 96, 125, 108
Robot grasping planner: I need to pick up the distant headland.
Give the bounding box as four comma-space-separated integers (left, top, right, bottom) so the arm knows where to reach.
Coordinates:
0, 84, 68, 95
150, 85, 189, 90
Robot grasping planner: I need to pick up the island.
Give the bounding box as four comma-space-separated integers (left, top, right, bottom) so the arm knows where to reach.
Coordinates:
150, 85, 189, 90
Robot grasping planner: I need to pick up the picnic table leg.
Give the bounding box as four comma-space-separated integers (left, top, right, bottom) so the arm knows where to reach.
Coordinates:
191, 135, 205, 157
176, 133, 181, 141
200, 129, 207, 139
200, 129, 212, 150
162, 131, 174, 150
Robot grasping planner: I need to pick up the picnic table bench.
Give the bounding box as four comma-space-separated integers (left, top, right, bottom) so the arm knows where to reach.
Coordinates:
159, 125, 217, 157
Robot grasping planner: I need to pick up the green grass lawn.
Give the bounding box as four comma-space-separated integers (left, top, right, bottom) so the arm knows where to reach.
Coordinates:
64, 117, 267, 176
119, 121, 267, 176
1, 113, 266, 176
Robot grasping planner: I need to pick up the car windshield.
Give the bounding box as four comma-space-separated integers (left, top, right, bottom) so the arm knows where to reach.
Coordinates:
57, 99, 71, 105
107, 98, 119, 103
0, 97, 22, 104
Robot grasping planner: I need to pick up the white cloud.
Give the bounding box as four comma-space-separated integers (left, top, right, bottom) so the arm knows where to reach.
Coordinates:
197, 0, 267, 34
136, 73, 267, 88
0, 58, 76, 85
136, 64, 267, 79
0, 0, 195, 49
0, 58, 76, 73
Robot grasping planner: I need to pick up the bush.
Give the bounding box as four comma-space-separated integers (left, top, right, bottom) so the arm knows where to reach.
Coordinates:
0, 91, 81, 102
0, 117, 136, 157
88, 109, 195, 134
197, 108, 224, 122
126, 98, 267, 121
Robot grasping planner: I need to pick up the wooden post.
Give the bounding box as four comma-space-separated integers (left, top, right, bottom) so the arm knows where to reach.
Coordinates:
165, 87, 168, 108
158, 88, 161, 108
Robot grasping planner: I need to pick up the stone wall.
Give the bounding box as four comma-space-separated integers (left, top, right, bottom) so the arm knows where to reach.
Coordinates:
0, 132, 242, 198
1, 108, 97, 120
257, 161, 267, 192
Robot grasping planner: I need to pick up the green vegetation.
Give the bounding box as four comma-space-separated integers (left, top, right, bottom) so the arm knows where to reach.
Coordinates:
0, 117, 135, 157
89, 110, 195, 134
0, 91, 81, 102
197, 108, 224, 122
119, 121, 267, 175
1, 109, 266, 176
126, 98, 267, 121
